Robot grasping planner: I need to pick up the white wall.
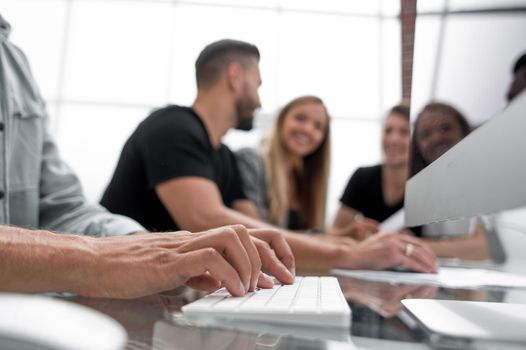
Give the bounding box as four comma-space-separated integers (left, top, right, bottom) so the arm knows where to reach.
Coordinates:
1, 0, 402, 224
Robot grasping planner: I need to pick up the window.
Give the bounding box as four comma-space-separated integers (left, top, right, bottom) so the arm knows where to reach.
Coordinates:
3, 0, 401, 221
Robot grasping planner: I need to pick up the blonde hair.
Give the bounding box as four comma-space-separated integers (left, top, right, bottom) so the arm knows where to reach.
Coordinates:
263, 96, 331, 229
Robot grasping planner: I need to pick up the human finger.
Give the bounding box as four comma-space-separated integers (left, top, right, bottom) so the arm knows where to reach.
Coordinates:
249, 229, 295, 279
256, 272, 275, 289
399, 234, 437, 260
185, 273, 222, 292
176, 248, 246, 296
179, 227, 253, 292
400, 238, 438, 272
396, 241, 437, 273
252, 237, 294, 285
360, 218, 379, 232
230, 225, 261, 292
249, 230, 296, 284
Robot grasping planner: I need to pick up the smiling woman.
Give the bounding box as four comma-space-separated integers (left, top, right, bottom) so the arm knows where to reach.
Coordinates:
330, 105, 410, 240
408, 102, 491, 260
235, 96, 330, 231
410, 102, 471, 176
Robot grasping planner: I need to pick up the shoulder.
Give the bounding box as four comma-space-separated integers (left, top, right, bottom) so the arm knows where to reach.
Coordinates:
134, 106, 209, 146
236, 148, 264, 166
350, 164, 381, 181
356, 164, 382, 176
345, 164, 382, 191
236, 147, 263, 161
219, 144, 238, 160
235, 148, 265, 175
141, 105, 202, 132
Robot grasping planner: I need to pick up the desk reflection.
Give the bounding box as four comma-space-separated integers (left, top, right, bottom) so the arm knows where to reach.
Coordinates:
66, 272, 526, 350
152, 319, 346, 350
340, 277, 437, 317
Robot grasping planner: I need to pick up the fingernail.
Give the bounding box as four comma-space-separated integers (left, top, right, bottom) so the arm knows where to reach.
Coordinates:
239, 282, 246, 295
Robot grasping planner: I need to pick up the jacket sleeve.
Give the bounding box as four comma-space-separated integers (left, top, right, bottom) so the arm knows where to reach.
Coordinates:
38, 126, 145, 236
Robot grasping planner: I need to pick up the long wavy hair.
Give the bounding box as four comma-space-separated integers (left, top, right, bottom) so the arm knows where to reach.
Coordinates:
263, 96, 331, 230
410, 102, 471, 176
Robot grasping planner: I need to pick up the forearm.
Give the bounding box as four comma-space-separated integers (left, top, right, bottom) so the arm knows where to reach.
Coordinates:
330, 206, 359, 233
424, 236, 490, 260
282, 232, 361, 270
179, 204, 369, 270
424, 223, 490, 260
0, 226, 96, 294
182, 205, 276, 232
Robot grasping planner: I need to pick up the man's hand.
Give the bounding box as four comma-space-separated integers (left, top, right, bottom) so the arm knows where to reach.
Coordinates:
248, 228, 295, 289
85, 225, 271, 298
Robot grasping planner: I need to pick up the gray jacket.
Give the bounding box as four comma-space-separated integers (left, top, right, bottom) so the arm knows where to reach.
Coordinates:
0, 15, 144, 236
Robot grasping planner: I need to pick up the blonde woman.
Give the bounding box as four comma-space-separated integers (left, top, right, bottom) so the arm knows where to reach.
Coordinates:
236, 96, 330, 231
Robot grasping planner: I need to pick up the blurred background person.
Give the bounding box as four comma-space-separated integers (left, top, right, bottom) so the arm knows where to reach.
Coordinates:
236, 95, 330, 231
100, 39, 437, 273
409, 102, 490, 260
330, 105, 410, 240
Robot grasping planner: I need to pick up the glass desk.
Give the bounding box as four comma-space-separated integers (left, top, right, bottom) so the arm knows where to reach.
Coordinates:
67, 262, 526, 350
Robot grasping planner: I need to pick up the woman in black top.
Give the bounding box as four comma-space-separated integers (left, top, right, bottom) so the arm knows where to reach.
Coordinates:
331, 105, 410, 240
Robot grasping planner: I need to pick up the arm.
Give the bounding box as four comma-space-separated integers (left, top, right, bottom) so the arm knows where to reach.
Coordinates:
330, 168, 379, 239
423, 223, 491, 260
155, 177, 341, 267
156, 177, 271, 232
330, 205, 379, 240
156, 177, 437, 272
331, 205, 360, 230
233, 199, 262, 220
0, 224, 277, 298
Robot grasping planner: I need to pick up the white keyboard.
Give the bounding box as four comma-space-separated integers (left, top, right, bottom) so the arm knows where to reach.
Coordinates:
182, 276, 351, 328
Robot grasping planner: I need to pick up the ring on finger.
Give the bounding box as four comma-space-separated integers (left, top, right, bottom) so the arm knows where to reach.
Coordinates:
404, 243, 414, 257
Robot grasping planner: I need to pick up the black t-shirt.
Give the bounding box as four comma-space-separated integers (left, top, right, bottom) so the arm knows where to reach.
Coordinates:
339, 164, 403, 223
100, 105, 246, 232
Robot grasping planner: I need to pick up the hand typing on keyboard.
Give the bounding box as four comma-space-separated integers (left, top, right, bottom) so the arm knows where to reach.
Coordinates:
182, 276, 351, 327
151, 225, 295, 298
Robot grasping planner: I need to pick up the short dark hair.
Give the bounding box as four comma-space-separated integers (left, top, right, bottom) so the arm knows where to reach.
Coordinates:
410, 102, 471, 176
512, 52, 526, 74
195, 39, 260, 89
388, 104, 410, 120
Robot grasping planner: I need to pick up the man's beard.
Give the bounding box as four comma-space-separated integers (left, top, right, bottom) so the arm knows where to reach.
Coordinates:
235, 114, 254, 131
234, 90, 256, 131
